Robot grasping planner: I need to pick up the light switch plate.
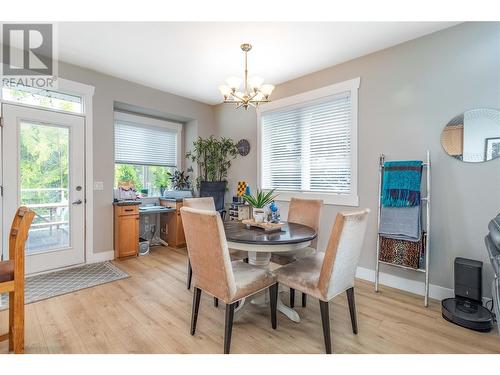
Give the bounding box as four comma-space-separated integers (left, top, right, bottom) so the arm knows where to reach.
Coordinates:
93, 181, 104, 191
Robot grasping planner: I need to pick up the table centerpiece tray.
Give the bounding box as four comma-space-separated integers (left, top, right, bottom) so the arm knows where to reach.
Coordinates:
241, 219, 285, 232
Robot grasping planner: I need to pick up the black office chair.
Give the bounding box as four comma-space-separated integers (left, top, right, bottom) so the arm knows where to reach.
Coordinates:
199, 183, 226, 220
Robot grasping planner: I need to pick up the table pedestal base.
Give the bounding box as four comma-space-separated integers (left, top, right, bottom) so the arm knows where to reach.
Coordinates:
248, 251, 271, 266
235, 251, 301, 323
249, 290, 301, 322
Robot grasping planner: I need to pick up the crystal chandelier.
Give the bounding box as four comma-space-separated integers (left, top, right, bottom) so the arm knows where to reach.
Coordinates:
218, 43, 275, 110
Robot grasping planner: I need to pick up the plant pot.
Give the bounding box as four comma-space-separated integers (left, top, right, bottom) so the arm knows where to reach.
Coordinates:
253, 207, 266, 223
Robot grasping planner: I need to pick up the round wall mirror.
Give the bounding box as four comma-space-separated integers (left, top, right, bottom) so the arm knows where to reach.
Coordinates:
441, 108, 500, 163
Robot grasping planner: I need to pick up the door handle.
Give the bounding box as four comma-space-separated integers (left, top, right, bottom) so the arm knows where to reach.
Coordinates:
72, 199, 83, 205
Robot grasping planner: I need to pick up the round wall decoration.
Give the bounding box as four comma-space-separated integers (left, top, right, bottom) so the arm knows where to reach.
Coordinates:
236, 139, 251, 156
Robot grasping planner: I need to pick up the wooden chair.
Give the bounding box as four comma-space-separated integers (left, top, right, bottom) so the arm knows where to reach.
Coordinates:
0, 206, 35, 354
183, 197, 248, 303
274, 209, 370, 353
181, 206, 277, 354
272, 197, 323, 308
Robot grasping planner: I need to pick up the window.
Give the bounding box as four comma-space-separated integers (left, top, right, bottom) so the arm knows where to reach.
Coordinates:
258, 78, 359, 206
1, 86, 83, 113
114, 112, 182, 197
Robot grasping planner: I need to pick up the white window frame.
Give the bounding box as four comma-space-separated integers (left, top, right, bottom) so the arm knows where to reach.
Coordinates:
257, 77, 360, 206
113, 111, 183, 197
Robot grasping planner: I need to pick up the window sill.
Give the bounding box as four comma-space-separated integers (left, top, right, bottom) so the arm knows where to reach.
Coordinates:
271, 190, 359, 207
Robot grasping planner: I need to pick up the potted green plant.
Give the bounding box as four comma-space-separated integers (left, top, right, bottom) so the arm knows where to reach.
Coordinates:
242, 189, 278, 223
152, 167, 172, 196
170, 170, 191, 191
186, 136, 239, 209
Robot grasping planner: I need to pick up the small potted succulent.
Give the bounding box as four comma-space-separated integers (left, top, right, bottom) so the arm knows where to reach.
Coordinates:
242, 189, 278, 223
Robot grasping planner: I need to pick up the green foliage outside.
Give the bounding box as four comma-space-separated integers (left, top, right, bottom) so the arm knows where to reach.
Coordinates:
20, 123, 69, 205
115, 164, 174, 195
151, 167, 172, 190
115, 164, 143, 191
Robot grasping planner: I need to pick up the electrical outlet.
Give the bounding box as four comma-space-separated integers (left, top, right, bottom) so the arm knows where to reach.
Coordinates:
93, 181, 104, 191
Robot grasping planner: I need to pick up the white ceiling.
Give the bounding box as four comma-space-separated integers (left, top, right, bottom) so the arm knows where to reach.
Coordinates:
57, 22, 458, 105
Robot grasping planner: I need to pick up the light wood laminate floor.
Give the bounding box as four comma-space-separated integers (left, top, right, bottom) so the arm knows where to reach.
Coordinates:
1, 246, 499, 354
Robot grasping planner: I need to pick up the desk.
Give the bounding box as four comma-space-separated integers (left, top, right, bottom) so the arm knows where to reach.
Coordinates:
113, 201, 180, 259
159, 198, 186, 248
224, 221, 316, 322
139, 206, 175, 247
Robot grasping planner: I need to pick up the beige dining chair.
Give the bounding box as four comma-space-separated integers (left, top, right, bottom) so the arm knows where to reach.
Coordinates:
180, 206, 278, 354
272, 197, 323, 308
183, 197, 248, 302
274, 209, 370, 354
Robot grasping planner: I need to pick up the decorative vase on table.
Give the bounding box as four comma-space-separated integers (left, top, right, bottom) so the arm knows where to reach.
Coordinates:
252, 207, 266, 223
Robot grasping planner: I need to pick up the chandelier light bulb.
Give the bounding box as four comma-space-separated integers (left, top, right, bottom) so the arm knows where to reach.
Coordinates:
248, 76, 264, 90
218, 85, 232, 97
260, 84, 275, 97
226, 76, 242, 90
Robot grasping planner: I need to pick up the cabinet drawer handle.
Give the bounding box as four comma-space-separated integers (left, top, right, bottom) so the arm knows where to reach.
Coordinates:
124, 208, 134, 212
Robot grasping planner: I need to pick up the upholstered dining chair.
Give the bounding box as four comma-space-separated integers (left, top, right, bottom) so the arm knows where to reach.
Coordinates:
180, 206, 278, 354
183, 197, 248, 300
273, 197, 323, 308
274, 209, 370, 354
0, 206, 35, 354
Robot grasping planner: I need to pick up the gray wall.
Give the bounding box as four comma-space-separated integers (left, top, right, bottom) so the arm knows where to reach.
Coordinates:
58, 62, 216, 254
214, 22, 500, 296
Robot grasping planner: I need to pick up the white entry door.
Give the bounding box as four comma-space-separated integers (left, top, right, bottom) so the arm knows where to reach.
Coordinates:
2, 103, 85, 274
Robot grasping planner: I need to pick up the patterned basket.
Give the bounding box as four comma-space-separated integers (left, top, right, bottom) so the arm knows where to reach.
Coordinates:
379, 235, 424, 269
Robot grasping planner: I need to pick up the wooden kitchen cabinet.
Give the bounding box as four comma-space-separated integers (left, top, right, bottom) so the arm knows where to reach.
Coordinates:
159, 199, 186, 248
114, 204, 140, 258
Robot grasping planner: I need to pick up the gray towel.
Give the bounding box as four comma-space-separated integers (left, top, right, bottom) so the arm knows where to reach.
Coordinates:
379, 205, 421, 242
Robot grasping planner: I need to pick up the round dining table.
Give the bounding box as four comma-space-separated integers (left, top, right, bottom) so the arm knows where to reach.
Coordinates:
223, 220, 317, 322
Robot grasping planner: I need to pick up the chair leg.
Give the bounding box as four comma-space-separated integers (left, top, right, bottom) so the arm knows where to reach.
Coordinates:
269, 283, 278, 329
12, 289, 24, 354
187, 261, 193, 290
190, 287, 202, 335
214, 297, 219, 307
8, 291, 14, 351
346, 287, 358, 334
290, 288, 295, 308
302, 293, 307, 308
224, 303, 236, 354
319, 300, 332, 354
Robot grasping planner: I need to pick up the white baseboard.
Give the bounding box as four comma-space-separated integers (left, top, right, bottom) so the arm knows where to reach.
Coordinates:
356, 266, 454, 301
86, 250, 115, 264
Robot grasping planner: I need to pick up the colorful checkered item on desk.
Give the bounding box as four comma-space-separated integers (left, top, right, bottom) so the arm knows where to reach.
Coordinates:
237, 181, 247, 196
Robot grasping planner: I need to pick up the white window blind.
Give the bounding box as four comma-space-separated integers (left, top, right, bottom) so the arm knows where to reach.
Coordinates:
261, 92, 352, 194
115, 119, 178, 167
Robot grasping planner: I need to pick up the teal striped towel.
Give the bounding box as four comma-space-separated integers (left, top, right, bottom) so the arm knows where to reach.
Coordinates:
382, 160, 422, 207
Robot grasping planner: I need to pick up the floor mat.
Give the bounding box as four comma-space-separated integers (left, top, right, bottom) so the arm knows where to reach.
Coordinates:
0, 261, 129, 310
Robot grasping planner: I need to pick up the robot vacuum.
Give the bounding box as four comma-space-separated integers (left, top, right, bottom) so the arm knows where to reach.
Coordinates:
441, 258, 494, 332
442, 297, 493, 332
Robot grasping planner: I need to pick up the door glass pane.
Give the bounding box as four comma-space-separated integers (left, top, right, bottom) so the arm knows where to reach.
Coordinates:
19, 122, 70, 254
